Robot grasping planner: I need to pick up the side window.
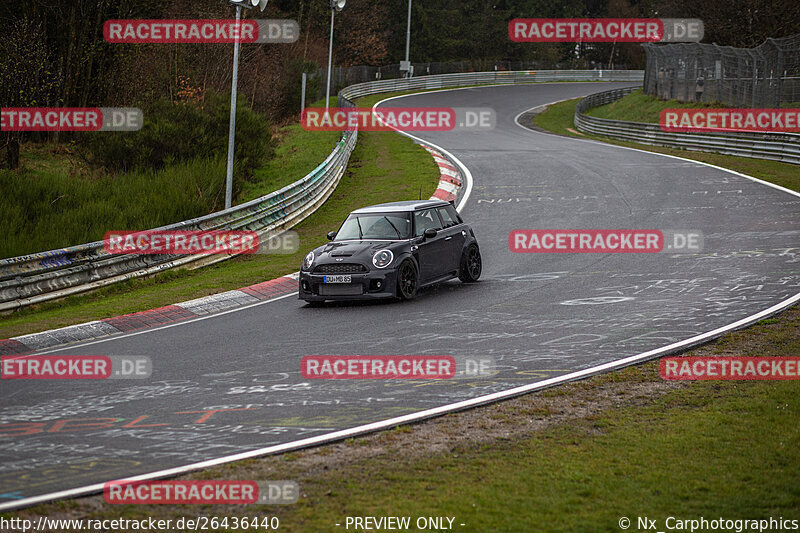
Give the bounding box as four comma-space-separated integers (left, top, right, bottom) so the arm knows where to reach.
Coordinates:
437, 207, 458, 228
414, 208, 443, 236
444, 205, 462, 224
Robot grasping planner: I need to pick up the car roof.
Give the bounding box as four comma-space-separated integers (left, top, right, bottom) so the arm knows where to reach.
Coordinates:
350, 200, 451, 214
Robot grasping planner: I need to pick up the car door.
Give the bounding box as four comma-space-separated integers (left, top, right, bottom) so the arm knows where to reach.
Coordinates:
413, 208, 448, 282
437, 205, 465, 272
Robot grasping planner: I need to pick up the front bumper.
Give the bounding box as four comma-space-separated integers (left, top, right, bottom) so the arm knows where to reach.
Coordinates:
298, 269, 398, 301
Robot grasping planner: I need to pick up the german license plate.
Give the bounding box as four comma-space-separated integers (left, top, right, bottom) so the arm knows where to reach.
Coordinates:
323, 275, 351, 283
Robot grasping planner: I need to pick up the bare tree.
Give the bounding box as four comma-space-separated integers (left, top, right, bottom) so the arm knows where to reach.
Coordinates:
0, 17, 62, 169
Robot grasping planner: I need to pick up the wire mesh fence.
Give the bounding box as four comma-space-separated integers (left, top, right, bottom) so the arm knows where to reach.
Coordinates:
642, 34, 800, 107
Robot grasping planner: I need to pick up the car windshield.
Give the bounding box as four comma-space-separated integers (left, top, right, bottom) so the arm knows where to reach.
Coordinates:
335, 212, 412, 240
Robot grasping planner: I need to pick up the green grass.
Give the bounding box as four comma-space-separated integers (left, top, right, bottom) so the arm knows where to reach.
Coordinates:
586, 88, 726, 123
532, 97, 582, 136
0, 148, 227, 258
1, 92, 281, 260
282, 381, 799, 531
0, 113, 438, 339
239, 100, 342, 202
238, 90, 448, 202
533, 98, 800, 193
353, 90, 432, 109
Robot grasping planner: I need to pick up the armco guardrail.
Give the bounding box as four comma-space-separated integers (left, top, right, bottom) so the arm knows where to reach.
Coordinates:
0, 70, 643, 311
574, 87, 800, 165
0, 127, 357, 311
340, 69, 643, 100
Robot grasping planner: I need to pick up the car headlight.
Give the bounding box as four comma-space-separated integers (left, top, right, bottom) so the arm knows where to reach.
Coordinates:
372, 249, 393, 269
303, 251, 315, 270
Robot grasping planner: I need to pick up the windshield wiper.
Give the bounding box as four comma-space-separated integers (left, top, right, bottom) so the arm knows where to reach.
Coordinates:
383, 216, 402, 238
356, 217, 363, 239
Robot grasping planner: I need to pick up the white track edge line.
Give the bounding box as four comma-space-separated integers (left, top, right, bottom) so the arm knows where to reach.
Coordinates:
33, 289, 298, 355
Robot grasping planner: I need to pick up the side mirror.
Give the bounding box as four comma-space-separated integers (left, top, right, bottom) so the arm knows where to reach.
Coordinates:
423, 228, 438, 239
326, 231, 337, 241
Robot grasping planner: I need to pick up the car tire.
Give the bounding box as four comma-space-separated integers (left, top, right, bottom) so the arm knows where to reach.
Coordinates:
458, 244, 482, 283
397, 259, 419, 300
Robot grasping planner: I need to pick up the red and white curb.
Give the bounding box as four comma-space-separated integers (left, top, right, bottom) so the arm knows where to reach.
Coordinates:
0, 274, 299, 355
423, 145, 462, 202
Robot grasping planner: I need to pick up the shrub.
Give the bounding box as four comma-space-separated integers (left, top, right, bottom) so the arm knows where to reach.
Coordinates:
83, 90, 273, 177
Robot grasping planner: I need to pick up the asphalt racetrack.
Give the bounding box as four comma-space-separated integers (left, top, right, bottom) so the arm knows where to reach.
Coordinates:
1, 82, 798, 509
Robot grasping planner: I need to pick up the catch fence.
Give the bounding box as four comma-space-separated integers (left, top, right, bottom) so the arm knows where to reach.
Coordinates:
642, 34, 800, 107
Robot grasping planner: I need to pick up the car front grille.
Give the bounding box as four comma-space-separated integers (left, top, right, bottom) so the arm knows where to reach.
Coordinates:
315, 263, 367, 274
318, 284, 364, 296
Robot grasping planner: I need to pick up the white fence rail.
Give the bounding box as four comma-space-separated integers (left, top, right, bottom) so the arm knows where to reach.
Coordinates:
574, 87, 800, 165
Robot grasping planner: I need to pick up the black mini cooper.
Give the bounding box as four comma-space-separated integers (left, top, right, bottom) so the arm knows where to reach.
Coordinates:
298, 199, 481, 303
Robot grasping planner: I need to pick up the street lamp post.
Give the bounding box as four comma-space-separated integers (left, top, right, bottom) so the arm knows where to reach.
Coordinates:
400, 0, 412, 78
325, 0, 346, 111
405, 0, 411, 65
224, 2, 242, 210
224, 0, 268, 210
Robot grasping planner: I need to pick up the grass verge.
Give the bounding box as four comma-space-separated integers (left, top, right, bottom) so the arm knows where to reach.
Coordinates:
0, 149, 228, 259
532, 97, 800, 192
0, 100, 438, 339
1, 92, 276, 259
585, 88, 726, 123
239, 124, 341, 203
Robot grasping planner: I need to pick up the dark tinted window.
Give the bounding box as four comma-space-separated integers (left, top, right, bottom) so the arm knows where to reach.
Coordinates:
438, 207, 458, 228
444, 205, 461, 224
414, 208, 443, 236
